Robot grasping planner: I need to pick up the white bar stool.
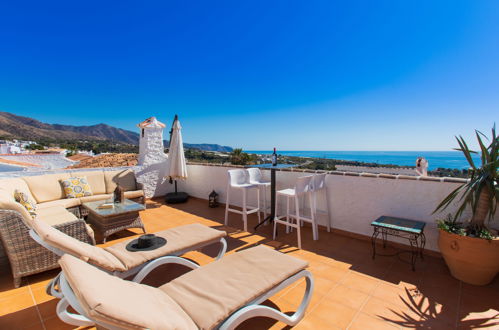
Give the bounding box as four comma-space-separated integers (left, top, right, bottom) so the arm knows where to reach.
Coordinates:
224, 169, 261, 232
311, 173, 331, 233
273, 175, 316, 249
246, 168, 271, 219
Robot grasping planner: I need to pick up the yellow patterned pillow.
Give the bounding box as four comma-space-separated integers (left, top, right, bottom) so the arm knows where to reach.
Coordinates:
13, 189, 37, 218
60, 177, 93, 198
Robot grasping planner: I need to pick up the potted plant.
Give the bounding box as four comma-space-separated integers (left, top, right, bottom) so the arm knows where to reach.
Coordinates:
433, 125, 499, 285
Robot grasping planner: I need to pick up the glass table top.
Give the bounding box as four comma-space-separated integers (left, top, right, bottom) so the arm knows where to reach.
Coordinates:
371, 216, 426, 234
82, 199, 145, 217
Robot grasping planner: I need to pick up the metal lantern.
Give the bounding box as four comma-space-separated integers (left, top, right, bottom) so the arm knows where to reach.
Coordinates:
209, 190, 219, 208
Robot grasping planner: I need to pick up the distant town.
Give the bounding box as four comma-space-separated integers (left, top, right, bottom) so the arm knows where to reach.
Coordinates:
0, 138, 468, 178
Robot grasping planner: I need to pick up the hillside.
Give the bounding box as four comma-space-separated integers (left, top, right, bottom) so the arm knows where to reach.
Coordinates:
0, 112, 232, 152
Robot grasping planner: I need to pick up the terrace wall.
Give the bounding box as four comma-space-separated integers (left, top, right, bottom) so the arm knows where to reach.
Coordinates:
172, 164, 499, 252
1, 164, 498, 260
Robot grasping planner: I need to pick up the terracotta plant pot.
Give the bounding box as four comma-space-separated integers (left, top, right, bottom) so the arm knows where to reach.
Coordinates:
438, 229, 499, 285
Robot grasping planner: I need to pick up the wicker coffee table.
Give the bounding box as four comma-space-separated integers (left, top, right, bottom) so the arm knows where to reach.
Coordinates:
83, 199, 146, 243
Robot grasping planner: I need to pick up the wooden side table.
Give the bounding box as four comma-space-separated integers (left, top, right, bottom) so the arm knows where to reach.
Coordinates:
371, 215, 426, 271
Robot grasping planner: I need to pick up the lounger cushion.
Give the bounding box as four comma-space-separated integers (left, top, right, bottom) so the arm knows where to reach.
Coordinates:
37, 198, 81, 210
36, 207, 79, 226
105, 223, 226, 270
161, 245, 308, 329
32, 219, 126, 271
23, 173, 71, 203
59, 255, 197, 330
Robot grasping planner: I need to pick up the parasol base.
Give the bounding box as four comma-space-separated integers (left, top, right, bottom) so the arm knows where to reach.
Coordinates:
165, 192, 189, 204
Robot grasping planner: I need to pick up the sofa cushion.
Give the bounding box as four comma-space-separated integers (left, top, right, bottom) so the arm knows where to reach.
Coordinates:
33, 220, 125, 272
0, 190, 34, 227
0, 178, 37, 202
71, 170, 106, 195
123, 190, 144, 200
161, 245, 309, 330
104, 170, 137, 193
60, 177, 93, 198
79, 194, 113, 204
36, 206, 79, 226
23, 173, 71, 203
37, 198, 81, 210
59, 255, 196, 329
13, 189, 37, 218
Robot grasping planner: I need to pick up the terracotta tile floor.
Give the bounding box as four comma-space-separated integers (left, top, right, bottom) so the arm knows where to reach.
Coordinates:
1, 197, 498, 329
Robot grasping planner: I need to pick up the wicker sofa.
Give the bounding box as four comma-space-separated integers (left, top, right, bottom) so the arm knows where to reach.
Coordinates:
0, 169, 145, 287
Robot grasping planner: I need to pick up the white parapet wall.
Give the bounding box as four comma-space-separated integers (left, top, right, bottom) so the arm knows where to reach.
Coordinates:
336, 165, 417, 176
173, 164, 499, 252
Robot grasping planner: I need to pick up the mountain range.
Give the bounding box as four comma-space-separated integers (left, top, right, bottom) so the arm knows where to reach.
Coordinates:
0, 112, 233, 152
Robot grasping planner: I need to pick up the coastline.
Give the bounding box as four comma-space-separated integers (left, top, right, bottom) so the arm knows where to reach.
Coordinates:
247, 150, 477, 170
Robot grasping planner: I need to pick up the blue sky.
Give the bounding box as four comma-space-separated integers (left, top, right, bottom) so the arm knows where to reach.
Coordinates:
0, 1, 498, 150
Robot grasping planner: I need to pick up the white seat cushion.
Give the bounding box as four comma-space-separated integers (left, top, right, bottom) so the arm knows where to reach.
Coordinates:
277, 188, 296, 196
232, 183, 258, 189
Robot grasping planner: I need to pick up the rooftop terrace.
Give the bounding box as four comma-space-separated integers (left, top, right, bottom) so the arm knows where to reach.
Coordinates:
1, 197, 497, 329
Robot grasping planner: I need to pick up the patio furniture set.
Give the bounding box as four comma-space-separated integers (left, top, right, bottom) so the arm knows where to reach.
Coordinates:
26, 193, 313, 329
0, 166, 316, 329
0, 169, 145, 287
0, 163, 427, 328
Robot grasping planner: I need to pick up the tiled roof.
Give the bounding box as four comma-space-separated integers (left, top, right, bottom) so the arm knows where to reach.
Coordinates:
67, 153, 138, 169
67, 154, 94, 162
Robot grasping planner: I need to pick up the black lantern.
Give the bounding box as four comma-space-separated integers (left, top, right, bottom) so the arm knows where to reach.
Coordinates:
208, 190, 219, 208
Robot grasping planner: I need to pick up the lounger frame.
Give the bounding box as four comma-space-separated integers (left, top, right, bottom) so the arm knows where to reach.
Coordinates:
29, 228, 227, 326
57, 268, 314, 329
29, 229, 227, 295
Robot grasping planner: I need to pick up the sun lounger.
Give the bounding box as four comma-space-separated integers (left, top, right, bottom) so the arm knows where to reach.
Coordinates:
29, 220, 227, 298
57, 245, 313, 329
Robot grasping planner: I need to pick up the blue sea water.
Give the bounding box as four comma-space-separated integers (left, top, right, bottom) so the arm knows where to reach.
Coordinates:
246, 151, 480, 170
0, 164, 24, 173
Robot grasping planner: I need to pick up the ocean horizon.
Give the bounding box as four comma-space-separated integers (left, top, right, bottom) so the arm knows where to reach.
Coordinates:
246, 150, 480, 170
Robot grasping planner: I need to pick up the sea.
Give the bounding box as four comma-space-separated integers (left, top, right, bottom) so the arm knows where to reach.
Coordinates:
246, 151, 480, 170
0, 164, 24, 173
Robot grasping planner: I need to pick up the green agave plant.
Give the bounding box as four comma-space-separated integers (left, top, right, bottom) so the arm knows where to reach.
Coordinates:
433, 125, 499, 235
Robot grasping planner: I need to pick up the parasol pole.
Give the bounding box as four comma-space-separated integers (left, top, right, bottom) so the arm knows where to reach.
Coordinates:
168, 114, 178, 187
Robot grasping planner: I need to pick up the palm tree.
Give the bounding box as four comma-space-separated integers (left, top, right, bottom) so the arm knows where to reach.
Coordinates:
434, 125, 498, 235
